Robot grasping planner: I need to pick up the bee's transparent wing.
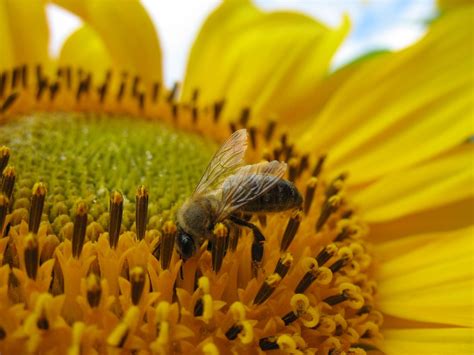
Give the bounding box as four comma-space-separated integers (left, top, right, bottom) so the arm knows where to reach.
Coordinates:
216, 160, 287, 220
194, 129, 248, 196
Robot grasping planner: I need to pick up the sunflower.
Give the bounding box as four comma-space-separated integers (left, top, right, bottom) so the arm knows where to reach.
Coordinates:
0, 0, 472, 354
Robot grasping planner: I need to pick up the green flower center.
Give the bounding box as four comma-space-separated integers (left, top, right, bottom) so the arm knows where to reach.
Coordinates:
1, 112, 216, 232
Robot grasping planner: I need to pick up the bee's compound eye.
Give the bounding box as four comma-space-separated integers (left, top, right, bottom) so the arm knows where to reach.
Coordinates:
176, 230, 196, 260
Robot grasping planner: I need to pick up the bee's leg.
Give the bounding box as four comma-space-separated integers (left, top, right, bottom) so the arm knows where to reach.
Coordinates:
229, 215, 265, 277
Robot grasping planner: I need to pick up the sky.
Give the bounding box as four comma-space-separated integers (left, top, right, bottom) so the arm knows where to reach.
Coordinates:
46, 0, 436, 86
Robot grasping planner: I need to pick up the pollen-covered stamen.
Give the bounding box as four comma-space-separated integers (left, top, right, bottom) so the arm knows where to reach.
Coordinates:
109, 191, 123, 249
28, 182, 46, 233
274, 252, 293, 278
1, 166, 15, 199
253, 273, 281, 305
329, 247, 353, 274
225, 302, 254, 344
107, 306, 140, 348
194, 277, 214, 321
303, 177, 318, 215
282, 294, 320, 328
295, 257, 333, 294
86, 273, 102, 308
135, 185, 148, 241
280, 209, 302, 252
211, 223, 228, 273
160, 221, 176, 270
68, 322, 86, 355
325, 173, 347, 198
0, 194, 8, 235
24, 233, 39, 279
316, 243, 338, 266
0, 146, 10, 173
72, 201, 88, 258
316, 195, 342, 232
151, 301, 171, 349
130, 266, 146, 305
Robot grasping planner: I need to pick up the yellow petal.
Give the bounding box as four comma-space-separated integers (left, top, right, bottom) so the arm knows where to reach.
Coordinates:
299, 6, 473, 185
0, 0, 50, 70
353, 144, 474, 222
182, 0, 349, 123
377, 226, 474, 327
382, 328, 474, 355
59, 25, 111, 82
368, 197, 473, 243
53, 0, 162, 81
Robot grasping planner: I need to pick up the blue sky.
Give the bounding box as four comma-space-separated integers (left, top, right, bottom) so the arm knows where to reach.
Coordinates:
47, 0, 436, 86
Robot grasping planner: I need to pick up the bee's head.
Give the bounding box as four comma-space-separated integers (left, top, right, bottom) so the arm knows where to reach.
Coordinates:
175, 226, 196, 260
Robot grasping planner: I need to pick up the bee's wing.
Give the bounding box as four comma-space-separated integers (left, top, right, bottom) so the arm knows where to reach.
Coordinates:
215, 160, 287, 220
193, 129, 248, 195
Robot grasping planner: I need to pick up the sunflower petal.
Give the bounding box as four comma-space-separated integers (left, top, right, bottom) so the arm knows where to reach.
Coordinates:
382, 328, 474, 355
53, 0, 162, 81
377, 227, 474, 327
299, 6, 473, 185
353, 144, 474, 222
0, 0, 50, 70
182, 0, 349, 123
59, 25, 112, 81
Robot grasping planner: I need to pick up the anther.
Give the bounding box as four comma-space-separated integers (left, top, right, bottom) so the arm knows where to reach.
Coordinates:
24, 233, 39, 279
72, 201, 88, 258
254, 273, 281, 305
97, 71, 111, 103
151, 82, 160, 102
193, 298, 204, 317
295, 273, 317, 294
225, 324, 243, 340
29, 182, 47, 233
0, 72, 7, 98
303, 177, 318, 214
117, 73, 127, 101
86, 273, 102, 308
11, 66, 20, 89
316, 195, 341, 232
76, 73, 91, 101
239, 107, 250, 127
288, 158, 299, 182
49, 81, 60, 100
282, 311, 299, 325
167, 82, 179, 103
109, 191, 123, 248
280, 209, 302, 252
21, 65, 27, 88
130, 266, 146, 305
0, 146, 9, 174
264, 120, 276, 142
316, 244, 338, 266
312, 154, 327, 177
248, 126, 257, 149
132, 75, 140, 97
160, 221, 176, 270
213, 100, 225, 122
274, 252, 293, 278
329, 257, 349, 273
135, 185, 148, 241
0, 93, 19, 113
211, 223, 228, 273
259, 336, 279, 350
0, 326, 6, 340
326, 173, 348, 198
2, 167, 17, 198
298, 154, 309, 177
0, 195, 8, 235
323, 291, 349, 306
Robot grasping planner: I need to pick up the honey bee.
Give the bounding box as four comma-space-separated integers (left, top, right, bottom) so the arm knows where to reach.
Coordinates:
175, 129, 302, 272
